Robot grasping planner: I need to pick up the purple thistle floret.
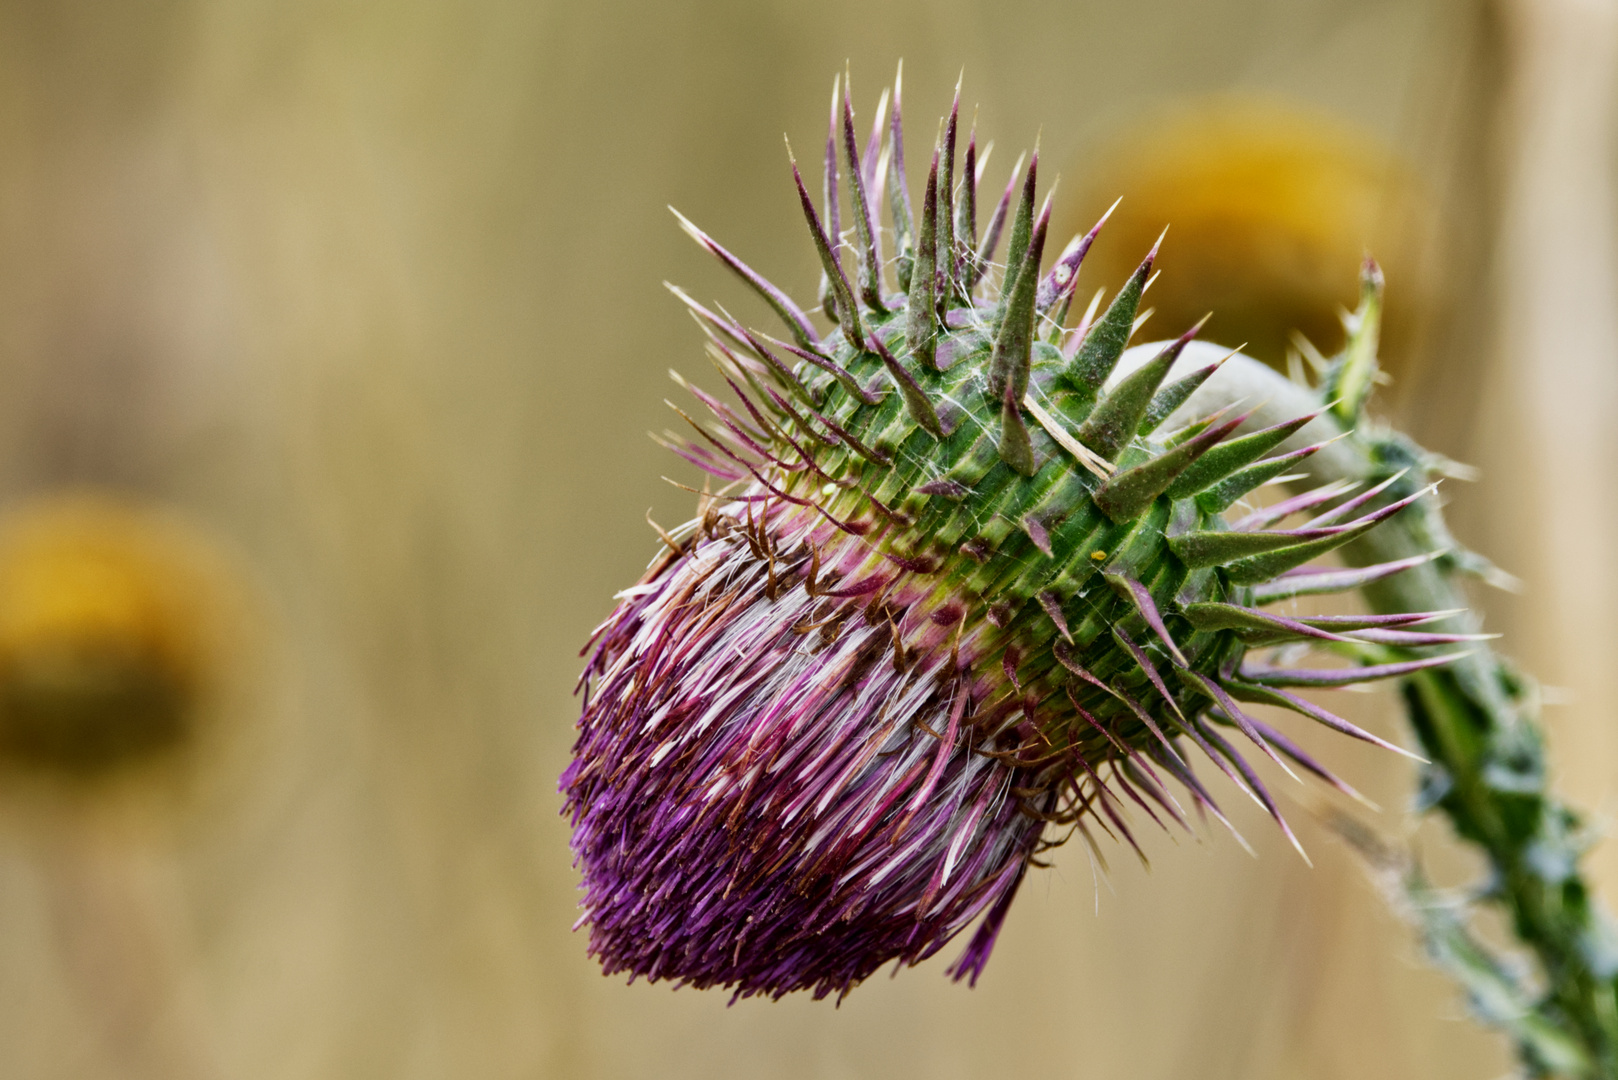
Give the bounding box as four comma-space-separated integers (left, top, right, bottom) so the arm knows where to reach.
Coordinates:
565, 500, 1045, 999
563, 68, 1472, 1002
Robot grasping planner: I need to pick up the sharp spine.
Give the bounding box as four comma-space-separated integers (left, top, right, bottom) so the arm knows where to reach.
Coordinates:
841, 70, 886, 312
1165, 411, 1320, 499
787, 145, 864, 345
1062, 232, 1163, 405
1092, 412, 1248, 523
670, 207, 820, 350
1075, 319, 1204, 461
1194, 439, 1336, 515
906, 144, 941, 370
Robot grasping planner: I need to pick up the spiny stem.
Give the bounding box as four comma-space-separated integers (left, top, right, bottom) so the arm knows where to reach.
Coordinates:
1187, 352, 1618, 1080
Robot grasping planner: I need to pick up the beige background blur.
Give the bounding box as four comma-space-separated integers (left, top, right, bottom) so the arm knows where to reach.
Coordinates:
0, 0, 1611, 1077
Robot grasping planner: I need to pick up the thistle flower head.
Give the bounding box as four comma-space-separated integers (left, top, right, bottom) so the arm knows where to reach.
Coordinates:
563, 69, 1469, 1002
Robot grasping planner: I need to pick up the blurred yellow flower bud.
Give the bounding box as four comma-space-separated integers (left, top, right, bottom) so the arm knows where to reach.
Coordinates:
1061, 98, 1434, 383
0, 493, 254, 781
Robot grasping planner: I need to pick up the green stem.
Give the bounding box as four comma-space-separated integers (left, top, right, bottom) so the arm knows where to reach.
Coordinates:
1185, 354, 1618, 1079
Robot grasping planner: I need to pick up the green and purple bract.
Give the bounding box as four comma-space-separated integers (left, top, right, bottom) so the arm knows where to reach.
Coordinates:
561, 69, 1468, 1002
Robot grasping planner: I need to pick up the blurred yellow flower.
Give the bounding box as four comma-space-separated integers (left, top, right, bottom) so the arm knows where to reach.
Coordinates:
1063, 98, 1433, 380
0, 493, 251, 778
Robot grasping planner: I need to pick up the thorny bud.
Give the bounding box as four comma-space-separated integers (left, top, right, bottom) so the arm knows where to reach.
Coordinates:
562, 69, 1468, 1002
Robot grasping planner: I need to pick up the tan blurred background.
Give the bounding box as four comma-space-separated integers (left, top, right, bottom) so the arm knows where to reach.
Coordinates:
0, 0, 1611, 1076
